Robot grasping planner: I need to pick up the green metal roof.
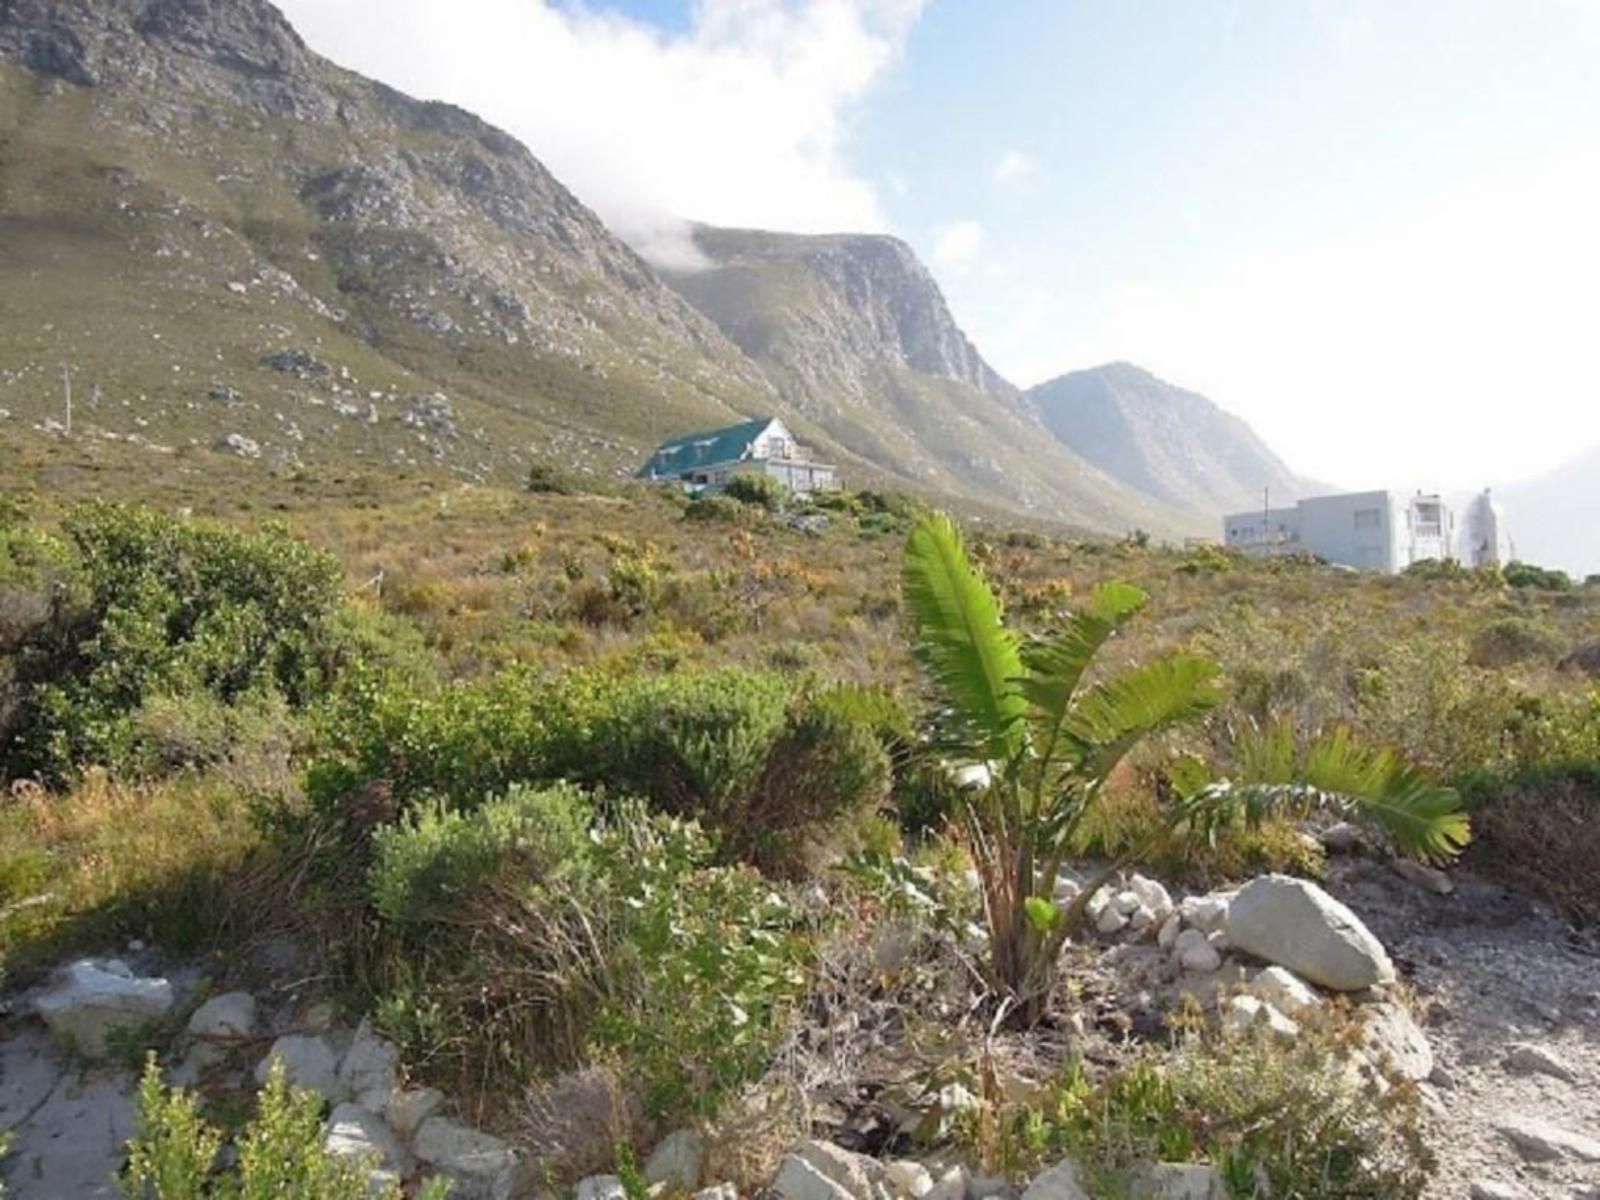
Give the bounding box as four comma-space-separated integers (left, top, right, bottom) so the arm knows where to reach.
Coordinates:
636, 417, 773, 479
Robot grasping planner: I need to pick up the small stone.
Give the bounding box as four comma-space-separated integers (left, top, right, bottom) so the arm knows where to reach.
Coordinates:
1174, 928, 1221, 973
386, 1087, 445, 1140
774, 1155, 854, 1200
1053, 876, 1081, 902
1249, 967, 1321, 1018
1128, 905, 1159, 934
1129, 1163, 1228, 1199
1428, 1063, 1457, 1089
694, 1187, 738, 1200
1178, 893, 1231, 933
1320, 822, 1364, 853
1019, 1157, 1090, 1200
1157, 913, 1182, 950
187, 991, 257, 1041
1127, 875, 1173, 921
792, 1139, 886, 1199
1223, 995, 1299, 1041
885, 1162, 934, 1199
1110, 890, 1143, 917
338, 1019, 400, 1112
255, 1035, 341, 1101
926, 1166, 968, 1200
646, 1130, 707, 1191
1504, 1042, 1578, 1083
577, 1177, 627, 1200
1391, 859, 1454, 895
1096, 905, 1130, 935
1469, 1182, 1533, 1200
1496, 1114, 1600, 1162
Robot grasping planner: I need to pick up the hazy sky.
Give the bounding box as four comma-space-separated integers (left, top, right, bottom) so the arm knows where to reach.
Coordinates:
276, 0, 1600, 491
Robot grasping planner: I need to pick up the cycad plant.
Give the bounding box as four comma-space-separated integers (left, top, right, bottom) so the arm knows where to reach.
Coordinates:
901, 513, 1469, 1020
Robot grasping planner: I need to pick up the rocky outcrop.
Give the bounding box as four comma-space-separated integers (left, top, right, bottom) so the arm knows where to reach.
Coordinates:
32, 959, 174, 1058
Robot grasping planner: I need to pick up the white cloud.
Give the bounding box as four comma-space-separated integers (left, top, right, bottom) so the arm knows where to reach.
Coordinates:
932, 221, 987, 272
993, 149, 1038, 185
274, 0, 925, 262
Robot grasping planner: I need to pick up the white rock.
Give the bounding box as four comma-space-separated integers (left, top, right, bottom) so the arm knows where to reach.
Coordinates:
386, 1087, 445, 1140
413, 1117, 518, 1198
925, 1166, 968, 1200
338, 1019, 400, 1112
1205, 929, 1229, 952
1109, 890, 1142, 917
1223, 875, 1394, 991
1129, 905, 1160, 934
774, 1155, 855, 1200
1391, 859, 1454, 895
694, 1186, 738, 1200
1174, 928, 1221, 974
1129, 1163, 1228, 1199
255, 1035, 341, 1101
1096, 905, 1131, 935
1052, 876, 1082, 903
576, 1176, 627, 1200
1503, 1041, 1578, 1083
1223, 995, 1299, 1041
325, 1102, 411, 1188
1156, 913, 1182, 950
1178, 894, 1231, 933
1249, 967, 1321, 1018
791, 1140, 886, 1199
187, 992, 256, 1040
884, 1161, 934, 1199
1360, 1002, 1433, 1082
1019, 1157, 1090, 1200
33, 960, 175, 1059
1496, 1114, 1600, 1162
646, 1130, 708, 1191
1127, 875, 1174, 920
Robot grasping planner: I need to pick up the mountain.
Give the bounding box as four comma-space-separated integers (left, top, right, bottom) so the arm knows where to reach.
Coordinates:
1498, 446, 1600, 579
0, 0, 778, 485
1017, 363, 1315, 518
658, 226, 1197, 534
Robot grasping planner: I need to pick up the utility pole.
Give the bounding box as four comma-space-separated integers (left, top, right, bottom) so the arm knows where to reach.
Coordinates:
60, 364, 72, 437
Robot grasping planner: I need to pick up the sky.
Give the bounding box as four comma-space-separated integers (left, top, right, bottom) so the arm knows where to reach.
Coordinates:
274, 0, 1600, 492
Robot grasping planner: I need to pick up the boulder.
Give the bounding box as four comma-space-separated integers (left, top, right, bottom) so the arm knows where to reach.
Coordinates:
187, 991, 257, 1040
1223, 875, 1394, 991
646, 1130, 708, 1191
1096, 905, 1130, 935
1173, 929, 1221, 974
387, 1087, 446, 1140
774, 1155, 855, 1200
791, 1140, 886, 1199
1248, 967, 1321, 1018
255, 1035, 341, 1102
885, 1161, 934, 1198
325, 1102, 411, 1191
1129, 1163, 1228, 1199
1503, 1042, 1577, 1083
1156, 913, 1182, 950
925, 1166, 969, 1200
1223, 995, 1299, 1041
413, 1117, 518, 1198
33, 960, 174, 1058
338, 1019, 400, 1112
1496, 1114, 1600, 1163
1127, 875, 1174, 921
1359, 1002, 1433, 1082
1020, 1157, 1090, 1200
1178, 893, 1231, 934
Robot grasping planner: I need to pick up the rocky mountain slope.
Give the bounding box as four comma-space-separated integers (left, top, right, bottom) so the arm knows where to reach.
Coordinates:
0, 0, 774, 486
1018, 362, 1316, 518
0, 0, 1199, 537
1499, 446, 1600, 579
659, 226, 1198, 534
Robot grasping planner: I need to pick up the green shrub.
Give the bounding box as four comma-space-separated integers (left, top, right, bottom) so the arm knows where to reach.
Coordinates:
1504, 560, 1573, 591
684, 495, 746, 523
527, 462, 589, 495
981, 1021, 1432, 1198
722, 472, 788, 511
4, 504, 349, 782
121, 1056, 450, 1199
1468, 617, 1566, 667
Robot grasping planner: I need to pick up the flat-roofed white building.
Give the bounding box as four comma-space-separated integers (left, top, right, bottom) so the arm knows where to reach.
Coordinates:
1224, 490, 1453, 573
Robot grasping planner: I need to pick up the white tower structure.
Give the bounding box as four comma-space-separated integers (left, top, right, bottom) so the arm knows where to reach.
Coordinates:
1460, 489, 1511, 568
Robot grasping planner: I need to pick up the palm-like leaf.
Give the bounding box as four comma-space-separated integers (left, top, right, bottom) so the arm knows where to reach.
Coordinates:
1062, 653, 1223, 782
1020, 581, 1148, 777
902, 514, 1025, 764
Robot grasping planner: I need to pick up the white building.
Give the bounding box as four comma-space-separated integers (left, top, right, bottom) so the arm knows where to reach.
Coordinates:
1224, 490, 1454, 573
636, 416, 838, 494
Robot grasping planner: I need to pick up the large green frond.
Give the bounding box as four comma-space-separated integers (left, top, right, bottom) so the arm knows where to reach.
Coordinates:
1020, 581, 1148, 776
1062, 653, 1222, 782
901, 513, 1025, 763
1298, 726, 1471, 862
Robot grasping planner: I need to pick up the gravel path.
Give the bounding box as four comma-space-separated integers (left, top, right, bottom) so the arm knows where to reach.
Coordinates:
1329, 859, 1600, 1200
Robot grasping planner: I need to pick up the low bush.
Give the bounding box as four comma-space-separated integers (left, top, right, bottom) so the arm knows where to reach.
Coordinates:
367, 797, 811, 1122
1468, 617, 1566, 667
684, 495, 746, 523
1504, 560, 1573, 591
1460, 763, 1600, 924
121, 1055, 450, 1199
977, 1019, 1432, 1198
722, 473, 788, 511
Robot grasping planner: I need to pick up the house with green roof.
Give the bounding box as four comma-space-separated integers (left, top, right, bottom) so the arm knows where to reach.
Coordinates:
637, 417, 837, 494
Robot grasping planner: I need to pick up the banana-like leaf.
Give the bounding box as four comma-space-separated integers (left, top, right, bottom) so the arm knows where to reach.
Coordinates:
1063, 653, 1223, 783
1020, 581, 1148, 777
902, 513, 1025, 764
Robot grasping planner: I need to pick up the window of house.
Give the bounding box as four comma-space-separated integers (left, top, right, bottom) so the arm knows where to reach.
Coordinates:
768, 437, 788, 459
1354, 508, 1382, 531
